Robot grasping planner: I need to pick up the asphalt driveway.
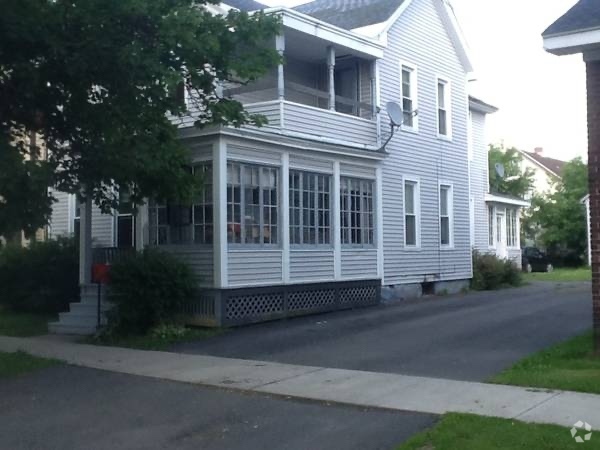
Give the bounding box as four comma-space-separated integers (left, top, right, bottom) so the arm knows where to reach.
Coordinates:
174, 281, 592, 381
0, 365, 434, 450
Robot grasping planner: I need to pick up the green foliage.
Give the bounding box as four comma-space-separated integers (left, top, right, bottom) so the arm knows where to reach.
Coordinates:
0, 351, 60, 378
0, 0, 280, 235
525, 158, 588, 261
107, 248, 197, 335
471, 251, 522, 291
0, 307, 54, 336
0, 238, 79, 313
488, 144, 535, 198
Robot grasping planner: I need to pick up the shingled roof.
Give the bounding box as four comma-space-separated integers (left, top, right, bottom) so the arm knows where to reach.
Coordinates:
224, 0, 266, 11
522, 151, 566, 177
543, 0, 600, 37
294, 0, 406, 30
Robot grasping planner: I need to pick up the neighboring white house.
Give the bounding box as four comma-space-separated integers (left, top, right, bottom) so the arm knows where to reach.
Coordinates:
47, 0, 506, 333
468, 97, 529, 266
518, 147, 565, 199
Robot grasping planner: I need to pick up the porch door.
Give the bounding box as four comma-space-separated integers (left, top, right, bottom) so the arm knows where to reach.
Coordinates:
496, 209, 507, 259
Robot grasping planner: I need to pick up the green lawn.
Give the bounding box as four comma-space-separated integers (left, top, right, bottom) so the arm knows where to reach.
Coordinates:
522, 267, 591, 283
85, 326, 223, 351
491, 331, 600, 394
0, 307, 55, 337
398, 413, 584, 450
0, 351, 59, 378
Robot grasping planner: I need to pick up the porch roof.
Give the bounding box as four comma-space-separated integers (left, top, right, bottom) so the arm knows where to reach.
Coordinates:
485, 192, 530, 208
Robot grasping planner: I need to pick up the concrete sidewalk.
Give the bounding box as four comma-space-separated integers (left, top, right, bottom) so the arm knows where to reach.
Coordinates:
1, 336, 598, 429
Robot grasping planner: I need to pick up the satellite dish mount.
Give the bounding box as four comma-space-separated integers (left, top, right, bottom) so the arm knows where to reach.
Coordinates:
378, 101, 418, 151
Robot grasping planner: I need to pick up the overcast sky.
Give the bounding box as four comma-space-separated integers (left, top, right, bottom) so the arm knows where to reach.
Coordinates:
261, 0, 587, 161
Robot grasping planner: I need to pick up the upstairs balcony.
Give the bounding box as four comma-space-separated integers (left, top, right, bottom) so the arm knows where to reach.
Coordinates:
224, 9, 384, 150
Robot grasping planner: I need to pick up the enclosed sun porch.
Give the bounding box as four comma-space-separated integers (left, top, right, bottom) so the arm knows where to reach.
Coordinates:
223, 8, 385, 149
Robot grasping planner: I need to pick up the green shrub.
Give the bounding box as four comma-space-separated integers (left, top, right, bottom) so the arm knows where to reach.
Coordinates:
471, 250, 521, 291
0, 238, 79, 313
106, 248, 197, 335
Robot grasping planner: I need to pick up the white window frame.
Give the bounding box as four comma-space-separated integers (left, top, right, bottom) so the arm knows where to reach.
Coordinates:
289, 170, 332, 246
488, 205, 495, 248
506, 208, 518, 248
436, 77, 452, 140
400, 62, 418, 132
340, 176, 375, 247
402, 176, 421, 248
439, 182, 454, 248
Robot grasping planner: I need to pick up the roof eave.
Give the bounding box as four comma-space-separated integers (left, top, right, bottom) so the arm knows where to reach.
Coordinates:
543, 27, 600, 55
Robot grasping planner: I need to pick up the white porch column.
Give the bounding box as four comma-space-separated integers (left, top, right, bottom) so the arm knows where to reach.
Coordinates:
333, 161, 342, 280
281, 152, 290, 283
374, 59, 381, 146
79, 194, 93, 285
370, 60, 377, 119
276, 34, 285, 101
327, 46, 336, 111
135, 201, 148, 251
213, 139, 228, 288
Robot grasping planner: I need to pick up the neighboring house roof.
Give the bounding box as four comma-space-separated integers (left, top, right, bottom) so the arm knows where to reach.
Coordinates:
543, 0, 600, 37
468, 96, 498, 114
224, 0, 266, 11
519, 150, 566, 178
294, 0, 406, 30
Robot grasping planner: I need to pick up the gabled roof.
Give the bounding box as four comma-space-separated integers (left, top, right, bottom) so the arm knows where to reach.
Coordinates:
543, 0, 600, 37
294, 0, 406, 30
520, 151, 566, 178
224, 0, 266, 11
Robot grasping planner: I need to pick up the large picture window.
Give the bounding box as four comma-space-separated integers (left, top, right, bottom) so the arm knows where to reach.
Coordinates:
289, 170, 331, 245
227, 162, 278, 245
148, 163, 213, 245
439, 184, 453, 246
340, 177, 374, 246
404, 179, 419, 247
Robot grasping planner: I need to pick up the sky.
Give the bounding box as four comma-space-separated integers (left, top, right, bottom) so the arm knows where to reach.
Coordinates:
260, 0, 588, 161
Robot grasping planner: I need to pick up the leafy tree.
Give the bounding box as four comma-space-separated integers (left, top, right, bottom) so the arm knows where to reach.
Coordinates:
488, 144, 535, 198
0, 0, 280, 238
526, 158, 588, 260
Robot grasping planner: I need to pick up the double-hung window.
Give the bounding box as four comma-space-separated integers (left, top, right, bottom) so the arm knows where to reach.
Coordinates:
401, 64, 417, 130
340, 177, 375, 246
227, 162, 278, 245
506, 209, 517, 247
437, 78, 451, 138
404, 179, 420, 247
439, 184, 453, 246
73, 195, 81, 241
289, 170, 331, 245
116, 187, 135, 248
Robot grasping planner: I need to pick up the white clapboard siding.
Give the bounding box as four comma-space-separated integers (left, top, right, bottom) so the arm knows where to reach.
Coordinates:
290, 249, 335, 281
380, 0, 472, 285
228, 249, 283, 286
341, 249, 378, 279
161, 246, 214, 287
470, 110, 491, 252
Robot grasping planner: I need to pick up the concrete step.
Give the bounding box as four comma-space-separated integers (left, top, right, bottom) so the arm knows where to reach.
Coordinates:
57, 313, 99, 327
69, 302, 111, 316
48, 321, 97, 336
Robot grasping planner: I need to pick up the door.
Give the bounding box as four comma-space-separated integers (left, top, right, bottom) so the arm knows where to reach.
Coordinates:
495, 209, 507, 259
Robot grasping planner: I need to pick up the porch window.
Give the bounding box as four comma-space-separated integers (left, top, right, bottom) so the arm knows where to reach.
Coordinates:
439, 184, 453, 246
437, 78, 451, 137
488, 205, 494, 246
404, 179, 420, 247
289, 170, 331, 245
507, 209, 517, 247
116, 187, 135, 248
227, 162, 278, 245
401, 64, 417, 129
340, 177, 374, 246
148, 163, 213, 245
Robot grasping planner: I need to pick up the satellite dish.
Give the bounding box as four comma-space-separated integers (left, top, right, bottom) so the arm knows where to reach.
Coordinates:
495, 163, 505, 178
386, 101, 403, 127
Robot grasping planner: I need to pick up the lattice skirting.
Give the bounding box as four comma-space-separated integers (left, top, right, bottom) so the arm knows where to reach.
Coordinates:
183, 280, 381, 327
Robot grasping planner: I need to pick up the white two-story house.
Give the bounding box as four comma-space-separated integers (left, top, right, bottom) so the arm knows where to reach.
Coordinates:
48, 0, 501, 333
